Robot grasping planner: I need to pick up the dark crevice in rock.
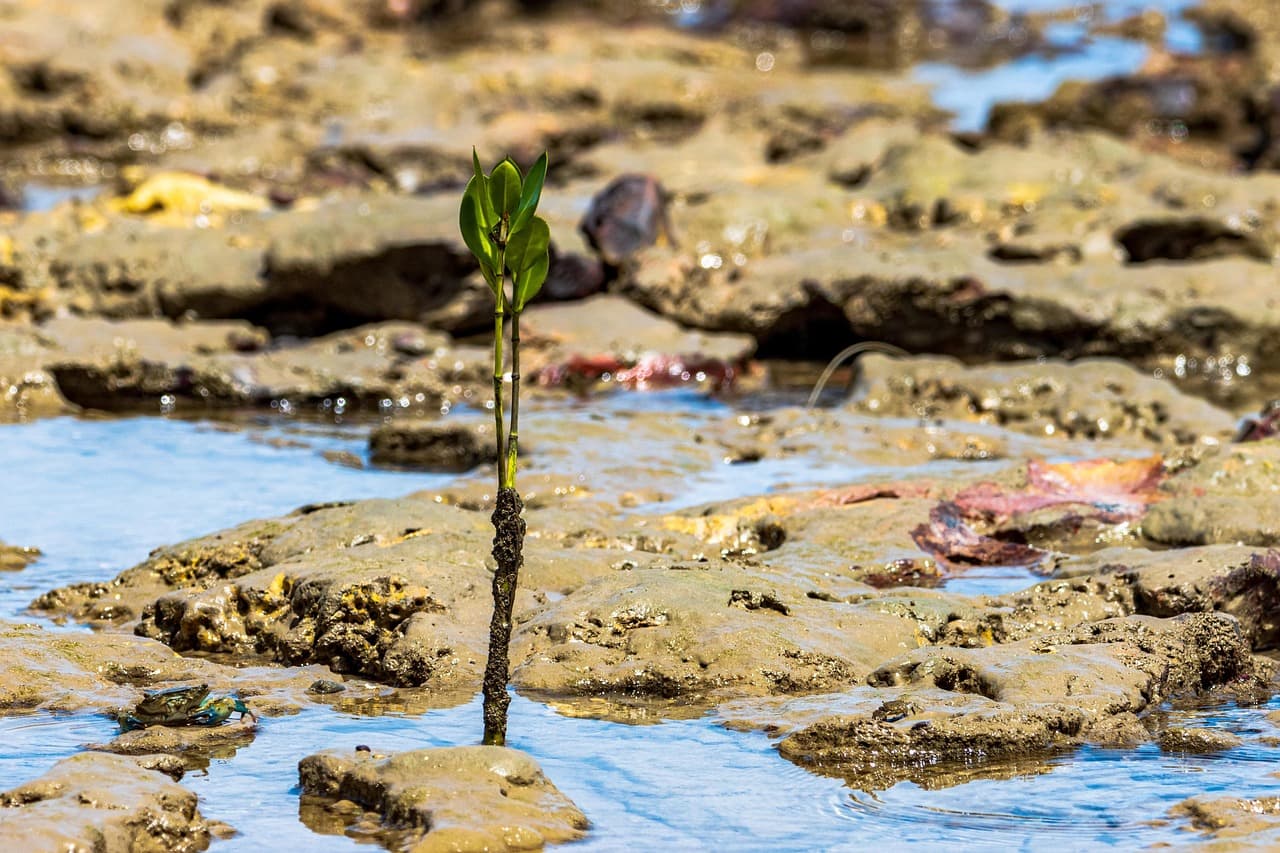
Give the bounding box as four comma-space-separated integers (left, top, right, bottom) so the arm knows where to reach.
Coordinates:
754, 288, 858, 360
1116, 219, 1270, 263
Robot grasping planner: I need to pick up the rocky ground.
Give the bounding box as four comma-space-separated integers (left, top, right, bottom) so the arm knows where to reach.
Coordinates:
2, 0, 1280, 849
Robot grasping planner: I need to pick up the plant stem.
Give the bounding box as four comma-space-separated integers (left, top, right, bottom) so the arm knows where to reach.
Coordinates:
491, 252, 507, 496
504, 308, 521, 488
482, 486, 525, 745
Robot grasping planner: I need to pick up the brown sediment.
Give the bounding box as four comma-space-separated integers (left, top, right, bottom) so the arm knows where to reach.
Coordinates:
482, 487, 526, 746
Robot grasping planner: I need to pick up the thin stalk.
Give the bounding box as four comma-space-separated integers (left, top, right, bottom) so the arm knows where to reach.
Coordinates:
482, 244, 524, 747
491, 251, 507, 495
504, 306, 521, 488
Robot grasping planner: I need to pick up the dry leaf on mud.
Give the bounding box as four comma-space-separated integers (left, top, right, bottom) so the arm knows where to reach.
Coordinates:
911, 501, 1050, 569
954, 456, 1165, 523
912, 456, 1166, 570
813, 481, 934, 507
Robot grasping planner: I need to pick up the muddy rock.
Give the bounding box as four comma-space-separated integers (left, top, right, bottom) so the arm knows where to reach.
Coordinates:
978, 543, 1280, 652
985, 0, 1280, 171
0, 323, 73, 422
1172, 794, 1280, 846
657, 492, 943, 598
1157, 726, 1243, 753
1110, 546, 1280, 649
849, 354, 1235, 444
34, 317, 470, 415
91, 718, 259, 771
39, 316, 271, 411
735, 613, 1264, 789
522, 294, 756, 390
0, 11, 935, 292
1143, 444, 1280, 548
36, 496, 633, 688
15, 194, 491, 337
617, 128, 1280, 370
299, 745, 588, 850
0, 542, 40, 572
512, 566, 930, 706
369, 419, 496, 471
0, 752, 215, 853
127, 500, 500, 687
524, 295, 755, 365
0, 619, 324, 715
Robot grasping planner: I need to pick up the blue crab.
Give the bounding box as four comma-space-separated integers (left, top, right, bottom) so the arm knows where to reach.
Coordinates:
119, 683, 256, 731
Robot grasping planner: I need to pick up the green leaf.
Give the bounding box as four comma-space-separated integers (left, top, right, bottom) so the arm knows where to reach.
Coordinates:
460, 177, 499, 288
505, 215, 546, 276
470, 149, 498, 230
507, 216, 551, 311
488, 159, 522, 221
514, 252, 549, 311
510, 151, 548, 236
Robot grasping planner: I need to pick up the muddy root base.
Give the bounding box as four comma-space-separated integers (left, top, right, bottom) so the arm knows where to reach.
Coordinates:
482, 487, 526, 746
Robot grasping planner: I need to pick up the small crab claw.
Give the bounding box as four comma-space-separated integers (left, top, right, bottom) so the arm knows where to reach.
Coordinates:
235, 701, 258, 728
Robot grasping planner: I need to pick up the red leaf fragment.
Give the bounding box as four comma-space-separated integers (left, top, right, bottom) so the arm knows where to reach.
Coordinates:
912, 456, 1166, 570
533, 352, 738, 391
954, 456, 1165, 524
911, 501, 1050, 569
815, 481, 935, 507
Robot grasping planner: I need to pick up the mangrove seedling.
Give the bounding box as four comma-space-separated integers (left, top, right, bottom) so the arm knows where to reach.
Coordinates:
459, 149, 550, 746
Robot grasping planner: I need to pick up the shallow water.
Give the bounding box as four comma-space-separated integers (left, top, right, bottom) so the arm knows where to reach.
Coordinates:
2, 414, 1277, 849
922, 0, 1204, 131
20, 182, 106, 212
0, 417, 444, 623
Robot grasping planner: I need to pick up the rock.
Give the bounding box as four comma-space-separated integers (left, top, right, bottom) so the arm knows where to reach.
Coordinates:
850, 354, 1235, 445
1143, 444, 1280, 548
729, 613, 1265, 790
33, 317, 468, 416
522, 294, 756, 391
0, 752, 215, 853
525, 294, 754, 365
308, 679, 346, 695
986, 46, 1271, 172
298, 746, 588, 850
20, 194, 492, 337
89, 718, 259, 771
1113, 547, 1280, 650
368, 419, 495, 471
0, 619, 326, 716
1172, 795, 1280, 846
512, 566, 930, 706
1157, 726, 1243, 753
32, 496, 638, 689
579, 174, 670, 267
39, 316, 272, 410
0, 542, 39, 572
0, 324, 72, 422
616, 129, 1280, 371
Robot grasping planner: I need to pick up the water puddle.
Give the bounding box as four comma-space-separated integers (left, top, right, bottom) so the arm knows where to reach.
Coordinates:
0, 416, 443, 622
919, 0, 1204, 131
20, 182, 106, 212
0, 713, 119, 783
